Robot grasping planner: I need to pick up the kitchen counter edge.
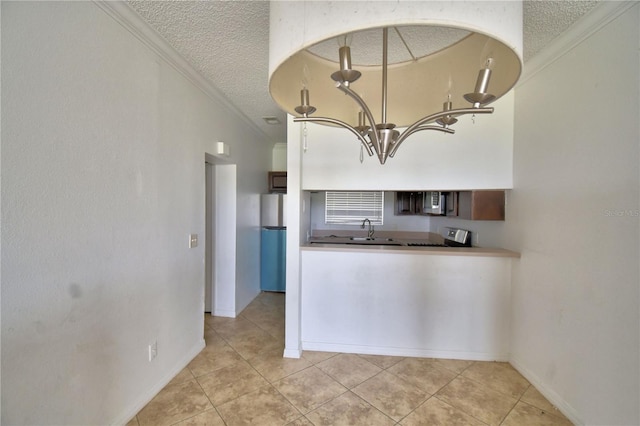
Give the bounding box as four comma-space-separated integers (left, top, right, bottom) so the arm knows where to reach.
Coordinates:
301, 243, 520, 258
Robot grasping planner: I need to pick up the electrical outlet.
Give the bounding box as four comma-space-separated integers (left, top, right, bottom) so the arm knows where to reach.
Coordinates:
148, 341, 158, 362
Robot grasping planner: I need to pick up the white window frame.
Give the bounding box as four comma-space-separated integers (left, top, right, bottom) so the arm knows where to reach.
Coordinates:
325, 191, 384, 225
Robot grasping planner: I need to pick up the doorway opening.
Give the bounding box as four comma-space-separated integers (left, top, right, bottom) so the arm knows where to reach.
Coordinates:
205, 162, 214, 313
205, 155, 237, 318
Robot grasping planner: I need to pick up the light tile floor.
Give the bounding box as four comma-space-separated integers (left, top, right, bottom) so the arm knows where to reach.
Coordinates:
128, 292, 572, 426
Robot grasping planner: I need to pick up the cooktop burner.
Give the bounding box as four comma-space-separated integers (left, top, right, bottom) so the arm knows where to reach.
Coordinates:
406, 228, 472, 248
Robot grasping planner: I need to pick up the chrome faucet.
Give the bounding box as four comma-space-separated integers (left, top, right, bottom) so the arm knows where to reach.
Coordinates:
361, 218, 374, 238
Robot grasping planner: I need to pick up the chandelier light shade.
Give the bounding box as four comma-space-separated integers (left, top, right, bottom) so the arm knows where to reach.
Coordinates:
268, 1, 523, 164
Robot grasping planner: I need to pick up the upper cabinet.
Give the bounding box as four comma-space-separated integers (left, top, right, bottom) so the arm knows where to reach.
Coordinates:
457, 190, 505, 221
268, 171, 287, 193
394, 190, 505, 220
395, 192, 423, 215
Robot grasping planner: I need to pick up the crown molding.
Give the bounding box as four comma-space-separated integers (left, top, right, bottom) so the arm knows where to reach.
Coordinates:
93, 1, 267, 140
519, 1, 638, 86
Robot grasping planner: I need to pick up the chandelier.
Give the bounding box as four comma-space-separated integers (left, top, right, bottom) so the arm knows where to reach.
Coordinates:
268, 2, 523, 165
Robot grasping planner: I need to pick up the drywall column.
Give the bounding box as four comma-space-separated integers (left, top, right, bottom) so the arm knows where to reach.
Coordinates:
508, 3, 639, 425
284, 116, 303, 358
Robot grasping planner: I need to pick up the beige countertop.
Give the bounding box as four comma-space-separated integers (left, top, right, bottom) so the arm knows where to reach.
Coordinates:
303, 231, 520, 258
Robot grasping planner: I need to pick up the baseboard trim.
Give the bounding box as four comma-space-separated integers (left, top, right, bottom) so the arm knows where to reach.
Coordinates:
283, 347, 303, 359
509, 355, 583, 425
213, 308, 236, 318
301, 341, 509, 362
114, 339, 206, 426
236, 289, 262, 316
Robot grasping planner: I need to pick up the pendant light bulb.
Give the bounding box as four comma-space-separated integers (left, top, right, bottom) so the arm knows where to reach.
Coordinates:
484, 57, 495, 70
355, 109, 370, 136
436, 94, 458, 127
474, 57, 494, 94
336, 33, 353, 48
331, 46, 362, 87
301, 88, 310, 107
301, 63, 310, 89
295, 87, 316, 116
331, 33, 361, 84
464, 57, 496, 107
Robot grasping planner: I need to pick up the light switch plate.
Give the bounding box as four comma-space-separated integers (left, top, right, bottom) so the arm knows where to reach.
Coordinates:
148, 341, 157, 362
189, 234, 198, 248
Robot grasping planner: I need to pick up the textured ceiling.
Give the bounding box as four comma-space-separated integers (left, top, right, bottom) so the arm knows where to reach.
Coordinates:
307, 26, 472, 65
524, 0, 600, 61
127, 1, 600, 145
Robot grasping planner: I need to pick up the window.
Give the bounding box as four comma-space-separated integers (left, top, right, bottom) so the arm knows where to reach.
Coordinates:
325, 191, 384, 225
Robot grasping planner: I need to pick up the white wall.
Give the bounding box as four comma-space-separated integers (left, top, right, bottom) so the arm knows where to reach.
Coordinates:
284, 116, 305, 358
506, 4, 639, 425
301, 250, 512, 360
272, 142, 287, 171
300, 92, 514, 191
0, 2, 271, 424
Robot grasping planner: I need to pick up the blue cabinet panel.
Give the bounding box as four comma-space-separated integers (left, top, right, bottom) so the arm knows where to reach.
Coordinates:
260, 228, 286, 292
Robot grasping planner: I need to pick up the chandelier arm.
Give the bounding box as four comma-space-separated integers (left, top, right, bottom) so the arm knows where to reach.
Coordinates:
335, 83, 381, 154
389, 126, 455, 158
293, 116, 374, 157
395, 107, 494, 148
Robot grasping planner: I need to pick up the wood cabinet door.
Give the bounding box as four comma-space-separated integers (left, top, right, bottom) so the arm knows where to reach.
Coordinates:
395, 192, 422, 215
445, 191, 459, 217
458, 190, 505, 220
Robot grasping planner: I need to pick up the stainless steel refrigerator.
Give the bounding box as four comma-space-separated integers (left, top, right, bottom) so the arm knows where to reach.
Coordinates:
260, 194, 286, 292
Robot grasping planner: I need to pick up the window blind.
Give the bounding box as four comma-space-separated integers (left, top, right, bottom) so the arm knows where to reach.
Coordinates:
325, 191, 384, 225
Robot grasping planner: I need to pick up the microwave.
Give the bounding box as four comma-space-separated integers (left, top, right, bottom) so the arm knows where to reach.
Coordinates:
267, 171, 287, 193
423, 191, 445, 215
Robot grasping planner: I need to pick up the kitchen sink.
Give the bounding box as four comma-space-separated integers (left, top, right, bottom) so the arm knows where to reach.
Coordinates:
347, 237, 401, 246
308, 236, 402, 246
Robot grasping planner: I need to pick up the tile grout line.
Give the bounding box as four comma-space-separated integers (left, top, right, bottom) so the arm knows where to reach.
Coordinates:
356, 364, 432, 423
190, 361, 231, 426
449, 363, 528, 400
507, 397, 573, 424
238, 299, 315, 425
209, 301, 319, 422
196, 322, 280, 421
436, 360, 540, 426
278, 356, 393, 425
397, 360, 480, 425
234, 312, 286, 345
430, 360, 494, 426
189, 295, 569, 426
497, 383, 531, 426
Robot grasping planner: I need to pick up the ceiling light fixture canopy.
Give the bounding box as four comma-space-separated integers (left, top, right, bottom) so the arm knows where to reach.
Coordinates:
269, 1, 523, 165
